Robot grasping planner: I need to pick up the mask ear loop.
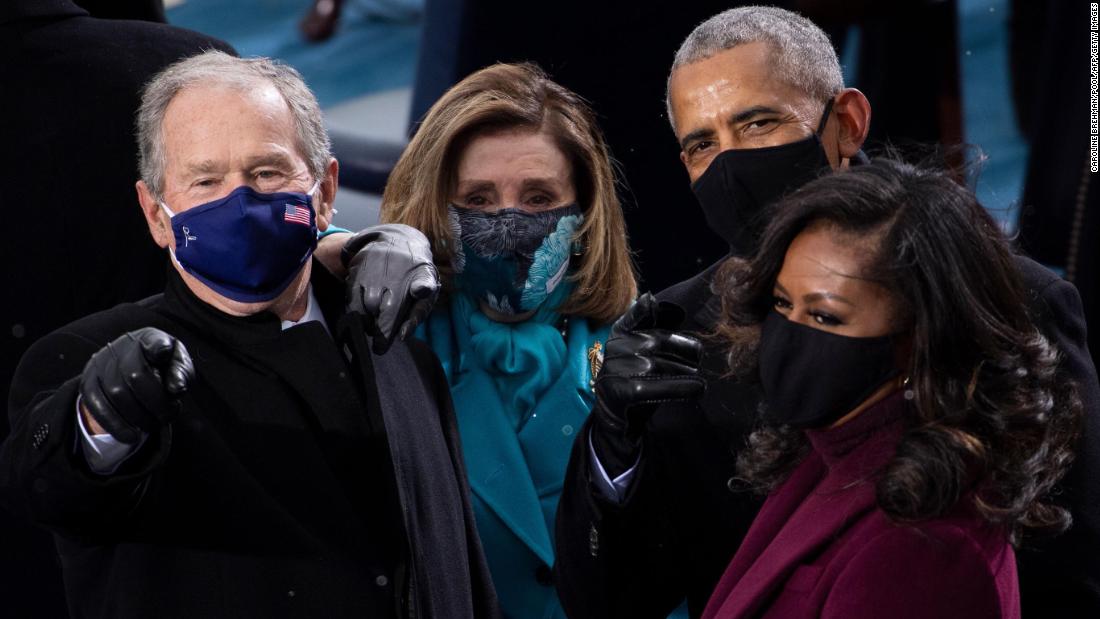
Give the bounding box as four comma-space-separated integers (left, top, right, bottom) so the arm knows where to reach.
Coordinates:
307, 178, 335, 215
815, 97, 836, 135
816, 96, 838, 164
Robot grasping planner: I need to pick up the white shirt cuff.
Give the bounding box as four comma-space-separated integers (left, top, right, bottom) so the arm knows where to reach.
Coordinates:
588, 430, 640, 504
76, 396, 144, 475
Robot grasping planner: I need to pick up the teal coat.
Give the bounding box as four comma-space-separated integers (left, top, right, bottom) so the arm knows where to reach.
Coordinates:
419, 299, 609, 619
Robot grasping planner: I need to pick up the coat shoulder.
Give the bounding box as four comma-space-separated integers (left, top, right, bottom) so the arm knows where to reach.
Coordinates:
821, 514, 1015, 619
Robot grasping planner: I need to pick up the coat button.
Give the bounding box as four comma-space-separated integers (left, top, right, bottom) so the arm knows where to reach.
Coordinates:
375, 575, 389, 587
535, 564, 553, 586
588, 523, 599, 557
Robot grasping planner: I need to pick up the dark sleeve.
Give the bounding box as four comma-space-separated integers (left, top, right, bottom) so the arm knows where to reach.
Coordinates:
821, 526, 1008, 619
1015, 262, 1100, 613
0, 326, 169, 540
553, 417, 690, 619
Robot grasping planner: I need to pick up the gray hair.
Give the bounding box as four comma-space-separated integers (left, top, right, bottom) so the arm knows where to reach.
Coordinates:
137, 50, 331, 199
666, 6, 844, 131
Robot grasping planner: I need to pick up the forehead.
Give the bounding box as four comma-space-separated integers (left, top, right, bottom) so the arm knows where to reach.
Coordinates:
456, 129, 570, 179
778, 224, 878, 290
161, 83, 299, 163
668, 42, 813, 126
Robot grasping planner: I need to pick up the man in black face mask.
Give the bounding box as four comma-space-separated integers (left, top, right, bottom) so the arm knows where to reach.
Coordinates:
554, 6, 1100, 618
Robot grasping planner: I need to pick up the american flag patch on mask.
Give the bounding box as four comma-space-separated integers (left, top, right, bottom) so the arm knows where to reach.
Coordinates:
284, 203, 311, 226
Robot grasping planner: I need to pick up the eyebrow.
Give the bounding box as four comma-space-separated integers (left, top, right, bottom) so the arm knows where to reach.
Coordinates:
679, 105, 784, 150
455, 180, 495, 193
729, 105, 782, 125
185, 160, 223, 174
520, 177, 565, 191
244, 153, 295, 169
773, 281, 855, 306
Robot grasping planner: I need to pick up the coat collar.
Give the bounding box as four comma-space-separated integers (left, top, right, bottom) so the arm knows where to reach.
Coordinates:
158, 260, 373, 440
161, 259, 347, 346
705, 392, 906, 618
1, 0, 86, 25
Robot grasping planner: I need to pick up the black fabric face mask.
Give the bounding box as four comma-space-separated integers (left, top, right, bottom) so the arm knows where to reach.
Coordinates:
758, 310, 901, 429
691, 100, 834, 256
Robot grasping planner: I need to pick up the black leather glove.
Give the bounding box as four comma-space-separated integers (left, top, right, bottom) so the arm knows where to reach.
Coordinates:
79, 327, 195, 444
341, 223, 440, 355
590, 293, 706, 477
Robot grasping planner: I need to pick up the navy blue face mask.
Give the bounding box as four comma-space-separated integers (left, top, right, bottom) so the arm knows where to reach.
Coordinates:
160, 181, 320, 303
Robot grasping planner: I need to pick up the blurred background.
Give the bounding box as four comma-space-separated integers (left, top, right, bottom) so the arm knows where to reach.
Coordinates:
2, 0, 1095, 615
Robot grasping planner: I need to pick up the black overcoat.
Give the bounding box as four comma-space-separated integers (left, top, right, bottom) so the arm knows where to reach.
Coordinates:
1, 264, 500, 619
555, 254, 1100, 618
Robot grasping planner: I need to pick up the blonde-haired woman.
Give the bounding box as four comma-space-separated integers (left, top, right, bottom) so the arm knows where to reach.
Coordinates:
382, 62, 635, 618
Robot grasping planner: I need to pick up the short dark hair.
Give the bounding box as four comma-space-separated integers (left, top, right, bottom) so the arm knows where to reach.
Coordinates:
718, 156, 1081, 543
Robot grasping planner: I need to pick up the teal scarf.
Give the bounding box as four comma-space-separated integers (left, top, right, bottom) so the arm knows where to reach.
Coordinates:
447, 283, 573, 431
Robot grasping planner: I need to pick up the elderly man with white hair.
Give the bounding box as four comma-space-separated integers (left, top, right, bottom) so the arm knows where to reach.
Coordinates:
0, 50, 497, 619
554, 5, 1100, 618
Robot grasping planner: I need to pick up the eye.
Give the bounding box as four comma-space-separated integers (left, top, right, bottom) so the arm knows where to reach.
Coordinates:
193, 178, 218, 188
745, 118, 777, 131
772, 295, 793, 311
811, 311, 842, 327
465, 195, 489, 207
256, 169, 283, 180
688, 140, 715, 156
527, 193, 554, 207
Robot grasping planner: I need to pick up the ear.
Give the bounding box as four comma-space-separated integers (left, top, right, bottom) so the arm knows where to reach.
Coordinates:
136, 180, 172, 249
314, 157, 339, 232
830, 88, 871, 163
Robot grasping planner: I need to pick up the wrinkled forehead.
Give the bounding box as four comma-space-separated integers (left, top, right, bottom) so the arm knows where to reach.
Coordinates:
160, 83, 300, 166
668, 42, 820, 128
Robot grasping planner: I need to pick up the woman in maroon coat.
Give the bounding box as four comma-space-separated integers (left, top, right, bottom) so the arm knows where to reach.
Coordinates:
703, 158, 1082, 618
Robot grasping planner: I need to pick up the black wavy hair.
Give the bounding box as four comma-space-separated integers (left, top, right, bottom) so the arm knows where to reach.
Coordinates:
717, 157, 1081, 543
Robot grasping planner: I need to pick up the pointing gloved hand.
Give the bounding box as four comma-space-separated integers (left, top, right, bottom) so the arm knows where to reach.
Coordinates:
79, 327, 195, 444
341, 224, 440, 355
590, 293, 706, 477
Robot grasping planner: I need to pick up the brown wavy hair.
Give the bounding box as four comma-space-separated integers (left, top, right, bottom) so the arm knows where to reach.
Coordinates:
717, 157, 1081, 544
380, 62, 636, 324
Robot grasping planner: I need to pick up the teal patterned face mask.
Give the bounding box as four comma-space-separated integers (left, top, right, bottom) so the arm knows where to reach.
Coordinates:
448, 203, 584, 316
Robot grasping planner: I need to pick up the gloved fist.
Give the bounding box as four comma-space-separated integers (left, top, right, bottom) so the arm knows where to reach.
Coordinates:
591, 293, 706, 475
342, 223, 440, 355
79, 327, 195, 444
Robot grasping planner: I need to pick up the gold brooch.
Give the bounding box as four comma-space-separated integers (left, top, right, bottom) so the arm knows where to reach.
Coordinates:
587, 341, 604, 391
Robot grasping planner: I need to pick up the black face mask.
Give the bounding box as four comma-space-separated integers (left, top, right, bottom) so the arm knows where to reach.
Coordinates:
758, 311, 901, 429
691, 100, 834, 256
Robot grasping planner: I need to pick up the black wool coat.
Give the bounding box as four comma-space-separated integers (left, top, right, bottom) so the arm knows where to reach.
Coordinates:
1, 264, 500, 619
554, 254, 1100, 618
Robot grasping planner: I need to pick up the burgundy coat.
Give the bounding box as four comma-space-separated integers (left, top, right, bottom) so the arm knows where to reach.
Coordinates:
702, 392, 1019, 619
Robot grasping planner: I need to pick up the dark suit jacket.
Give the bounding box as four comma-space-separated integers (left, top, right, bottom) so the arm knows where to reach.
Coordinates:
0, 2, 236, 613
0, 264, 499, 619
702, 392, 1018, 619
555, 253, 1100, 617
